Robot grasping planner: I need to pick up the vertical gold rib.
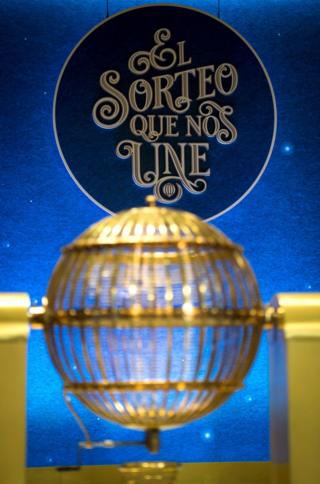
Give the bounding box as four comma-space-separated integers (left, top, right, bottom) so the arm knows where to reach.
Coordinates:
169, 246, 191, 418
149, 248, 158, 417
189, 249, 228, 415
67, 249, 90, 384
229, 252, 253, 381
92, 250, 123, 419
177, 247, 205, 418
132, 244, 146, 422
162, 252, 174, 423
76, 249, 110, 418
54, 251, 78, 381
213, 254, 237, 384
106, 247, 132, 423
44, 254, 71, 380
219, 254, 243, 380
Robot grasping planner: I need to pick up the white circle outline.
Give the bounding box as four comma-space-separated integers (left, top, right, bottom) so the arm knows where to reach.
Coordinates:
53, 3, 277, 222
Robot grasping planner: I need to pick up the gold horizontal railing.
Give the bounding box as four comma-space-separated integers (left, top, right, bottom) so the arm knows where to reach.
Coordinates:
32, 307, 265, 328
65, 380, 242, 393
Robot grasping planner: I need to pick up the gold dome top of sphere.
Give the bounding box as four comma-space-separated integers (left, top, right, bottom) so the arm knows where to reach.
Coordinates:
65, 196, 241, 251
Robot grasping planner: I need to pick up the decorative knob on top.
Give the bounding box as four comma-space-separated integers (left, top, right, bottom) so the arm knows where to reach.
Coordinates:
145, 194, 157, 207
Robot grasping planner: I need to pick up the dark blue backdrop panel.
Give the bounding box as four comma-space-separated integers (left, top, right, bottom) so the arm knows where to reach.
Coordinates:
0, 0, 319, 467
54, 5, 275, 219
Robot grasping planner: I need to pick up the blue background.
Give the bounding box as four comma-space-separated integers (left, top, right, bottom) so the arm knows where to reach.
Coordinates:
0, 0, 319, 468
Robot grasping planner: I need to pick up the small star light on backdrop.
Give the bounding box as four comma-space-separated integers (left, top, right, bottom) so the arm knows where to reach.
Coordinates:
281, 142, 294, 155
201, 430, 215, 443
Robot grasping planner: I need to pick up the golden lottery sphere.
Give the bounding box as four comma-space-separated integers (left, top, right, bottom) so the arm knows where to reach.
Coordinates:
44, 197, 263, 431
119, 462, 179, 483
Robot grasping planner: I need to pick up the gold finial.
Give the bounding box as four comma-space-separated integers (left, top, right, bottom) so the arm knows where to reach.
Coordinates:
145, 195, 157, 207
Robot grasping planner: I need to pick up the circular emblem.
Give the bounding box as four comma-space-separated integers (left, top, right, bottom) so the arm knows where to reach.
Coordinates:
54, 5, 276, 221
